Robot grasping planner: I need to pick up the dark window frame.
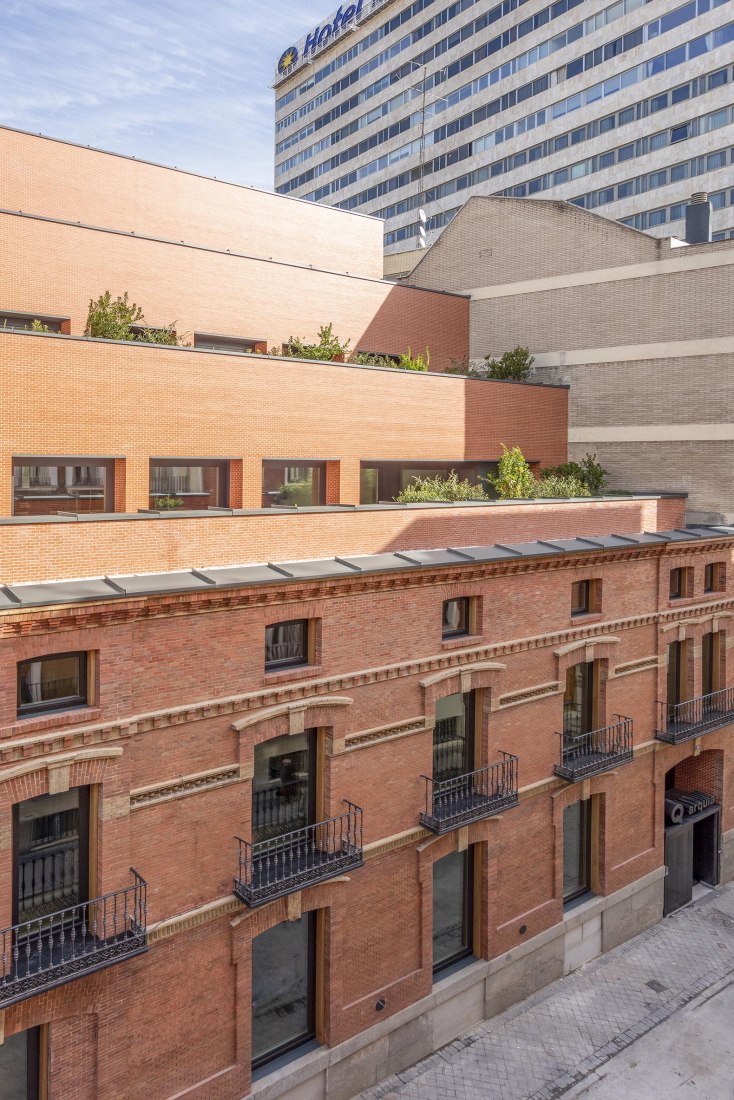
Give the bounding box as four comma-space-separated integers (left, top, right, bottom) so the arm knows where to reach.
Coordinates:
13, 457, 115, 515
563, 798, 593, 905
251, 911, 317, 1070
442, 596, 471, 638
193, 332, 266, 354
17, 652, 88, 718
432, 847, 474, 975
265, 619, 310, 672
1, 311, 67, 333
148, 458, 230, 509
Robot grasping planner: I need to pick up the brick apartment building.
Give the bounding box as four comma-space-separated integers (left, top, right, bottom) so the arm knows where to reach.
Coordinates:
407, 193, 734, 525
1, 128, 734, 1100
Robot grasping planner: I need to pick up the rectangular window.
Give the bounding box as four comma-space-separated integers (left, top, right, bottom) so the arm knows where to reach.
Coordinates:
434, 691, 475, 781
252, 729, 315, 843
13, 458, 113, 516
252, 913, 316, 1068
14, 787, 90, 924
667, 640, 688, 709
564, 662, 595, 738
17, 653, 87, 717
563, 799, 592, 904
193, 333, 265, 354
705, 561, 725, 592
442, 597, 471, 637
149, 460, 228, 509
571, 579, 599, 615
669, 567, 691, 599
1, 311, 66, 333
358, 460, 496, 503
432, 848, 474, 974
265, 619, 309, 671
0, 1027, 43, 1100
702, 631, 720, 697
262, 461, 326, 507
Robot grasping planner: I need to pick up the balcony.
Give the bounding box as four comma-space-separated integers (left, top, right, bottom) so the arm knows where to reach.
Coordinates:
656, 686, 734, 744
420, 753, 519, 834
234, 801, 364, 908
555, 716, 634, 781
0, 870, 147, 1009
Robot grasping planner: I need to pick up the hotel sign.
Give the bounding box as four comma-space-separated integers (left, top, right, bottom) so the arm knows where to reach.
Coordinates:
276, 0, 391, 82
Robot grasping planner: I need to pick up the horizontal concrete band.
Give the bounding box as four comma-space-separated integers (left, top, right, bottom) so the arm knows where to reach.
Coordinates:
569, 424, 734, 443
534, 337, 734, 366
463, 248, 734, 301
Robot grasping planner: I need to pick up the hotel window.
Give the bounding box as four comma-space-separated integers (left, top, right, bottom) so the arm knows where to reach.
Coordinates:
193, 333, 265, 354
433, 848, 474, 974
705, 562, 725, 593
149, 460, 229, 509
251, 913, 316, 1068
1, 310, 66, 333
252, 730, 315, 844
265, 619, 309, 671
13, 458, 113, 515
433, 692, 475, 782
669, 567, 693, 599
262, 461, 326, 508
563, 799, 593, 905
442, 597, 471, 638
17, 653, 88, 718
14, 787, 90, 924
571, 579, 600, 616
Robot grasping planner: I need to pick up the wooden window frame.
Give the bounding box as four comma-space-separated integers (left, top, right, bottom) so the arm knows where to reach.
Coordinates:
571, 579, 601, 616
705, 561, 726, 593
264, 618, 311, 672
669, 567, 693, 600
442, 596, 473, 638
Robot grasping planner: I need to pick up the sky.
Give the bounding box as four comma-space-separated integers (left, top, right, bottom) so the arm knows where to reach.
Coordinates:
0, 0, 330, 191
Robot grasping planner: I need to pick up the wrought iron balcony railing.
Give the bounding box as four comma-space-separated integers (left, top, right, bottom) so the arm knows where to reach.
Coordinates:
555, 715, 634, 781
420, 753, 519, 834
0, 869, 147, 1009
656, 686, 734, 744
234, 801, 364, 908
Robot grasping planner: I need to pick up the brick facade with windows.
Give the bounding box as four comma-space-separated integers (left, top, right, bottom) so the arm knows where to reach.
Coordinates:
2, 127, 734, 1100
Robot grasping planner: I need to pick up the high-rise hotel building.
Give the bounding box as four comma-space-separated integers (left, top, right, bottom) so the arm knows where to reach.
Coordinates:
273, 0, 734, 256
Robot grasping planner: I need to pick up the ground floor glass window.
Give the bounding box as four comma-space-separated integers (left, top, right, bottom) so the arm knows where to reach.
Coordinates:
563, 799, 593, 905
0, 1027, 41, 1099
251, 914, 315, 1068
432, 848, 473, 974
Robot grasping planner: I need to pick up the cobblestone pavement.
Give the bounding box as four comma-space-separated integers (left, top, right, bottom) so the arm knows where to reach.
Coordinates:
358, 885, 734, 1100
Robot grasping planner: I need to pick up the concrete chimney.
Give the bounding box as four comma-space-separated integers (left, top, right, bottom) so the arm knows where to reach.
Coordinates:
685, 192, 712, 244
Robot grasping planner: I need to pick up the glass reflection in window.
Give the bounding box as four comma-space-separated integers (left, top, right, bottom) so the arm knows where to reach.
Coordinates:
252, 731, 314, 844
252, 914, 315, 1067
433, 849, 473, 973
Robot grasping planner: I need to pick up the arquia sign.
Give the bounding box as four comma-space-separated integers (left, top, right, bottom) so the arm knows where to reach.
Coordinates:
276, 0, 367, 79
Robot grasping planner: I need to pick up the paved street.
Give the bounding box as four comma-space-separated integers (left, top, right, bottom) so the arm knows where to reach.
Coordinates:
359, 885, 734, 1100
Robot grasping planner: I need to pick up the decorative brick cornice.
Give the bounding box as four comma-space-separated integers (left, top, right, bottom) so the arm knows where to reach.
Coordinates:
344, 716, 427, 750
497, 682, 560, 709
1, 543, 728, 640
611, 656, 660, 679
148, 896, 243, 942
231, 696, 353, 733
130, 765, 242, 809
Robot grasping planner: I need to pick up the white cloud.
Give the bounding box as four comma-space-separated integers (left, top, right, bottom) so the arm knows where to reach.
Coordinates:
0, 0, 330, 189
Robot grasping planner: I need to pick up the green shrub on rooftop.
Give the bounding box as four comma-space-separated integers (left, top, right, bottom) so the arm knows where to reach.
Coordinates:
85, 291, 183, 345
395, 470, 488, 503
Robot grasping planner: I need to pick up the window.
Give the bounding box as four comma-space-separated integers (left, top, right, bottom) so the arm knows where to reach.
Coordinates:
702, 632, 720, 697
563, 799, 593, 904
1, 311, 66, 333
358, 461, 496, 504
571, 579, 600, 615
705, 562, 725, 592
0, 1027, 43, 1100
262, 461, 326, 507
13, 458, 114, 516
433, 848, 474, 973
149, 460, 229, 509
193, 333, 265, 354
667, 640, 688, 711
434, 692, 475, 782
15, 788, 89, 926
252, 913, 316, 1068
669, 567, 692, 599
265, 619, 309, 671
564, 662, 596, 739
252, 730, 315, 842
17, 653, 87, 717
442, 597, 471, 638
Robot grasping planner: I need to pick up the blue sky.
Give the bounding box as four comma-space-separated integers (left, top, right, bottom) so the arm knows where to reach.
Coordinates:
0, 0, 329, 190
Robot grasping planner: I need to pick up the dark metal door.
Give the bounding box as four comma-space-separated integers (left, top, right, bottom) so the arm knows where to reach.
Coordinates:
664, 824, 693, 915
693, 810, 721, 886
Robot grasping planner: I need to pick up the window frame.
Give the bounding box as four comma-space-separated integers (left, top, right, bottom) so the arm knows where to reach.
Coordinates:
704, 561, 725, 593
442, 596, 472, 638
562, 798, 593, 906
264, 619, 310, 672
12, 457, 115, 516
432, 846, 475, 975
17, 652, 89, 718
571, 578, 595, 615
669, 567, 692, 599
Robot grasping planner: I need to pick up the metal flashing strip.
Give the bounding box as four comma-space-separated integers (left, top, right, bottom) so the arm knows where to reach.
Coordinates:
2, 526, 733, 611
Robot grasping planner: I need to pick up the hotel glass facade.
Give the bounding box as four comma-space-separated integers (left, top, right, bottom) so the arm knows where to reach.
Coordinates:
274, 0, 734, 253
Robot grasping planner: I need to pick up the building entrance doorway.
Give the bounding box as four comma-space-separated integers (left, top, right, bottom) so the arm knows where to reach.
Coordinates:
664, 773, 720, 915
